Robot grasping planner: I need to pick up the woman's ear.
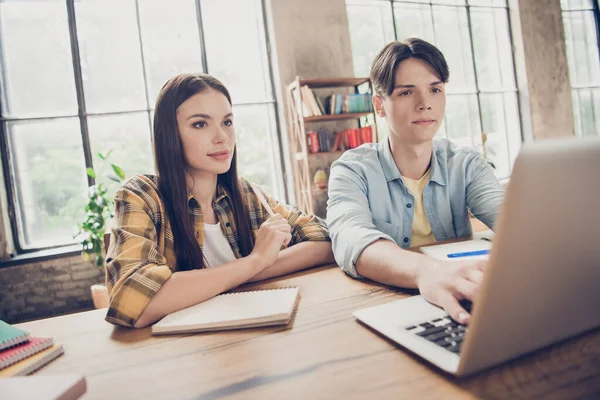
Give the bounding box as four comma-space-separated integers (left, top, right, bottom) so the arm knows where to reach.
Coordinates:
372, 95, 386, 118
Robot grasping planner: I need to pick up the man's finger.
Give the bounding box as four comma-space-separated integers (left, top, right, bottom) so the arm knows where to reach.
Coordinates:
454, 279, 478, 302
440, 292, 471, 325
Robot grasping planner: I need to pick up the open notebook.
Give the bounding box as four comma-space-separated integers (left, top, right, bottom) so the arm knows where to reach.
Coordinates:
152, 287, 300, 335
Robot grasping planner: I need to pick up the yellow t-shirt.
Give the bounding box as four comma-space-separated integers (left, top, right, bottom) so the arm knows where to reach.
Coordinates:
402, 169, 436, 247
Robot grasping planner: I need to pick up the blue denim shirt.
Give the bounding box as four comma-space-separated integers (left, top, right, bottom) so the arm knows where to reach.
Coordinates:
326, 137, 505, 278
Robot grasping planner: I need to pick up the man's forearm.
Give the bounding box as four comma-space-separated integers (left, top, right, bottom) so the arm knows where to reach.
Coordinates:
355, 239, 436, 288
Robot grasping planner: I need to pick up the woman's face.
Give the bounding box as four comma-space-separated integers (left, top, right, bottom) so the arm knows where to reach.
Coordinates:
374, 57, 446, 145
176, 88, 235, 176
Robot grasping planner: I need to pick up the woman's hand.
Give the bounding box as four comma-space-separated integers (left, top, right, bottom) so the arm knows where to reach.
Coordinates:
249, 214, 292, 271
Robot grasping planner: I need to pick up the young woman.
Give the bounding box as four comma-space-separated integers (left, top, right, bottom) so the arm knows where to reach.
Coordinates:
105, 73, 334, 328
327, 38, 504, 325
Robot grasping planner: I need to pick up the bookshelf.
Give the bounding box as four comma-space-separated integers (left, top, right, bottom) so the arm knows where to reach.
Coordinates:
286, 77, 379, 217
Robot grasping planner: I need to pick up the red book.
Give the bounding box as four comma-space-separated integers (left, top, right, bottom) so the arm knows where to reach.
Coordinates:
310, 132, 320, 153
0, 337, 53, 370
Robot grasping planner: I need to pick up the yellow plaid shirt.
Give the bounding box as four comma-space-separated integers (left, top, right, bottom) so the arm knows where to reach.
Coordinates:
105, 174, 330, 327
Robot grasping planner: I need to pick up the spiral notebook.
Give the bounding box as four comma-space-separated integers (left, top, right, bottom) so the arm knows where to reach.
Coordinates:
0, 344, 64, 377
0, 337, 54, 369
152, 287, 300, 335
0, 320, 29, 352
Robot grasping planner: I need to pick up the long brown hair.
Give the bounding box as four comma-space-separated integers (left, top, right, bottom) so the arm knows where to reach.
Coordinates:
153, 73, 254, 271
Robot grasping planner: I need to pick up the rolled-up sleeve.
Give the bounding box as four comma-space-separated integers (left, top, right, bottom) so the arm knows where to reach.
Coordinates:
465, 154, 505, 230
105, 182, 173, 328
326, 161, 394, 278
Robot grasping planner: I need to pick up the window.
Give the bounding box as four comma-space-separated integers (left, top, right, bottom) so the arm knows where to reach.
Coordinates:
561, 0, 600, 137
346, 0, 522, 179
0, 0, 282, 252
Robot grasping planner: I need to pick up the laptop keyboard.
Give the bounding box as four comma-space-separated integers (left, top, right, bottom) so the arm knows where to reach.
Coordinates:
404, 318, 467, 353
404, 301, 472, 354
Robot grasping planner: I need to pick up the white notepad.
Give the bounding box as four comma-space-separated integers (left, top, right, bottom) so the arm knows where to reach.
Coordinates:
419, 231, 494, 261
151, 287, 300, 335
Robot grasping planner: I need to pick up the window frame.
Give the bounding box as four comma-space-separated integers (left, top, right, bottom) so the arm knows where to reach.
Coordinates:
561, 0, 600, 137
346, 0, 525, 178
0, 0, 286, 256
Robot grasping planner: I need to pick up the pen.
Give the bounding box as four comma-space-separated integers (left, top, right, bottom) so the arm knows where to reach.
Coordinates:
447, 249, 490, 258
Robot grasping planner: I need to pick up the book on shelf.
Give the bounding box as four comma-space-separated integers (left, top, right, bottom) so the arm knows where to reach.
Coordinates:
307, 126, 374, 153
326, 93, 373, 115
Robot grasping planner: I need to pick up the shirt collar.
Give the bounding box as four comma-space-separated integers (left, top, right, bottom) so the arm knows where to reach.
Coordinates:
187, 181, 229, 206
379, 136, 446, 186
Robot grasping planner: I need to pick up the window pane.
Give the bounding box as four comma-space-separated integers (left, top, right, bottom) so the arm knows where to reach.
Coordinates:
201, 0, 272, 104
138, 0, 204, 105
75, 0, 147, 113
432, 6, 477, 93
479, 93, 513, 177
233, 104, 279, 197
572, 88, 600, 137
470, 8, 516, 91
394, 0, 430, 4
393, 3, 435, 43
434, 0, 466, 5
563, 11, 600, 87
0, 0, 77, 118
560, 0, 593, 10
468, 0, 507, 6
444, 94, 481, 148
502, 92, 522, 171
6, 118, 87, 249
87, 112, 154, 196
346, 1, 395, 78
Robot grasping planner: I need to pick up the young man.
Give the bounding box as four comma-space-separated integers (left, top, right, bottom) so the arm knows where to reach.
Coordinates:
327, 38, 504, 324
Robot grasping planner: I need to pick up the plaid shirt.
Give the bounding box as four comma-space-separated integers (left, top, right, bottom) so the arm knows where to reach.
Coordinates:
105, 174, 330, 327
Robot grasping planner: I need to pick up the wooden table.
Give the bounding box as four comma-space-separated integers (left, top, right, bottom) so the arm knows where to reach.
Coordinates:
17, 264, 600, 399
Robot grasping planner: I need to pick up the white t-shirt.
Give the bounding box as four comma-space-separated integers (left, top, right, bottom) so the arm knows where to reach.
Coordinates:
202, 222, 237, 268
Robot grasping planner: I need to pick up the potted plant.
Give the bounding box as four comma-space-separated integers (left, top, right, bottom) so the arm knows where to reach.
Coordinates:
74, 151, 126, 308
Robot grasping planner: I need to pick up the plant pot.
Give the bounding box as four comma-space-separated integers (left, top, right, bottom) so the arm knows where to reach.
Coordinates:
90, 284, 109, 309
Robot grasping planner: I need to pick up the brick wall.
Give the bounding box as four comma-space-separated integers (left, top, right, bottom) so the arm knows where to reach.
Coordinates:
0, 255, 104, 323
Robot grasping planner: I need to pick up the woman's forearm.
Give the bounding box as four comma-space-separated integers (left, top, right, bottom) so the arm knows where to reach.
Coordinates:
134, 254, 262, 328
248, 241, 334, 282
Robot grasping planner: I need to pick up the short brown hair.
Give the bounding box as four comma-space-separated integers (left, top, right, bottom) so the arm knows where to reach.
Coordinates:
370, 38, 449, 96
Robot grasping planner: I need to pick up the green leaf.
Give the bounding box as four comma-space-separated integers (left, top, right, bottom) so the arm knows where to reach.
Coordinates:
98, 149, 113, 161
107, 175, 122, 183
111, 164, 126, 180
86, 168, 97, 179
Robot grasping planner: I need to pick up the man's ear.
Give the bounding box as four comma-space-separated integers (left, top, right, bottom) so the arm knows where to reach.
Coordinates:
372, 95, 385, 117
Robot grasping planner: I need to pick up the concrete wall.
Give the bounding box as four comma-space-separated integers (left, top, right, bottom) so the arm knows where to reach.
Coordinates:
511, 0, 575, 139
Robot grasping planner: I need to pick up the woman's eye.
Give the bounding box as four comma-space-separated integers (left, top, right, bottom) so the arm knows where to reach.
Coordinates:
223, 119, 233, 127
432, 87, 442, 93
399, 91, 411, 96
193, 121, 206, 128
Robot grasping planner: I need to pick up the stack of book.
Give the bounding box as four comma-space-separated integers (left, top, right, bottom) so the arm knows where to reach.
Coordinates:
0, 319, 64, 377
292, 86, 374, 117
307, 126, 374, 153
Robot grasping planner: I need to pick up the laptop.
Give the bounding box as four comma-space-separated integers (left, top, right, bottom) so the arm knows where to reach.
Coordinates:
353, 137, 600, 377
